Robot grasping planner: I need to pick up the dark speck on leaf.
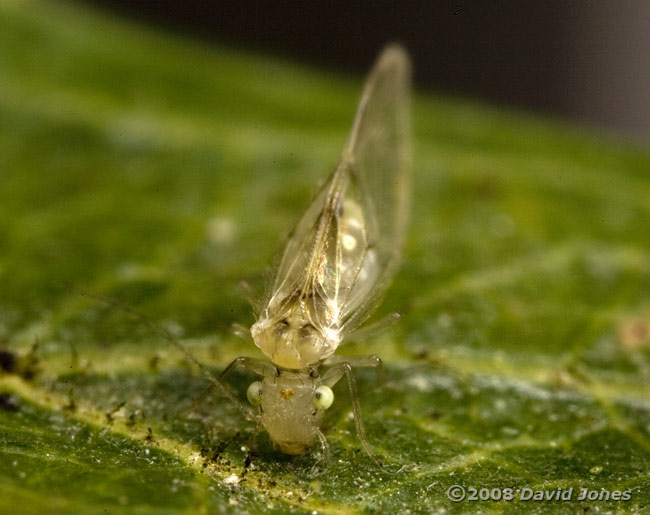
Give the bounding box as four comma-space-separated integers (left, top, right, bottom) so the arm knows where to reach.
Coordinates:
0, 349, 16, 373
64, 389, 77, 413
211, 440, 229, 462
0, 392, 19, 412
148, 354, 160, 373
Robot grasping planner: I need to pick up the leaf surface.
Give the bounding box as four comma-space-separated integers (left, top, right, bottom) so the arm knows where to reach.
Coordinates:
1, 2, 650, 513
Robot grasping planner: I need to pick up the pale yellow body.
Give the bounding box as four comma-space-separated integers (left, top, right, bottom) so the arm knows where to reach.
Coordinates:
259, 369, 325, 454
237, 45, 411, 456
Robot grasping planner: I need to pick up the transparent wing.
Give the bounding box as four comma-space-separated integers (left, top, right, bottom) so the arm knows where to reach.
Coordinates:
264, 44, 411, 339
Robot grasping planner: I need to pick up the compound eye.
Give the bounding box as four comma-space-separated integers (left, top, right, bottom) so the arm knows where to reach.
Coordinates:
299, 323, 317, 342
275, 319, 289, 336
313, 385, 334, 410
246, 381, 263, 406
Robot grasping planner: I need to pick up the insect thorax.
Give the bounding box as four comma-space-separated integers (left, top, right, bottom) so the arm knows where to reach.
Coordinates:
251, 293, 340, 369
259, 369, 325, 455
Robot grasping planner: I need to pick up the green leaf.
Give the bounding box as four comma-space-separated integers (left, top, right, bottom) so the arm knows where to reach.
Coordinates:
2, 1, 650, 513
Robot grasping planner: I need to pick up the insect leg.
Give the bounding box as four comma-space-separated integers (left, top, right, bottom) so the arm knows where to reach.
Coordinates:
321, 362, 382, 465
323, 354, 384, 384
315, 428, 331, 465
219, 356, 276, 380
72, 287, 255, 421
174, 382, 215, 417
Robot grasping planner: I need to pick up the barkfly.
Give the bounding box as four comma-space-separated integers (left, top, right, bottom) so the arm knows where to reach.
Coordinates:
219, 44, 412, 462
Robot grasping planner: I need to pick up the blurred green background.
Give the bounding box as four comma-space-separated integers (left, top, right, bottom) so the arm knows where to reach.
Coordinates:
1, 1, 650, 513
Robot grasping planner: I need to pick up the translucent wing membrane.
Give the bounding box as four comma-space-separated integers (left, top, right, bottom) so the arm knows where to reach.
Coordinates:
252, 45, 411, 368
333, 44, 411, 330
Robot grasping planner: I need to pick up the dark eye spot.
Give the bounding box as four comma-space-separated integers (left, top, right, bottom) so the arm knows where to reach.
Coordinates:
275, 319, 290, 336
300, 323, 316, 340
